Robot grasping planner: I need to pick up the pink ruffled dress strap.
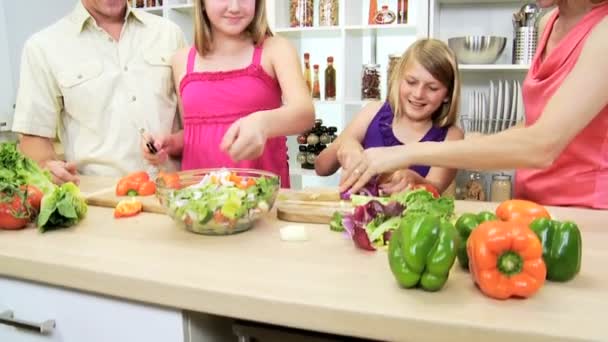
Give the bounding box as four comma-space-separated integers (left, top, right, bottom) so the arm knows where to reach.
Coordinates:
251, 45, 262, 66
186, 46, 197, 74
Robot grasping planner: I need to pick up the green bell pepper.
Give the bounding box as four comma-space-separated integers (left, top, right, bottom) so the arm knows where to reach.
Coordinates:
529, 217, 582, 282
388, 215, 458, 291
454, 211, 497, 270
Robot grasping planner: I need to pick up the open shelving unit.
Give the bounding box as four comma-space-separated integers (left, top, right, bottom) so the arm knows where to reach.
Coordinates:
269, 0, 428, 188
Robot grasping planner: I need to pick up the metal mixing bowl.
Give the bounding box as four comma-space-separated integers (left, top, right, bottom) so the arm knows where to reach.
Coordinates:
448, 36, 507, 64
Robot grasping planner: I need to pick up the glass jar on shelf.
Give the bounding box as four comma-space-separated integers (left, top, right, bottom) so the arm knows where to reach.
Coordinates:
319, 0, 339, 26
146, 0, 156, 7
290, 0, 313, 28
324, 57, 336, 100
490, 173, 512, 202
464, 171, 486, 201
361, 64, 381, 100
136, 0, 145, 8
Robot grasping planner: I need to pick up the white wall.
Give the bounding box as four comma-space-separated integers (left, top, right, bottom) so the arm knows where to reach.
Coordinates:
3, 0, 76, 91
0, 0, 13, 129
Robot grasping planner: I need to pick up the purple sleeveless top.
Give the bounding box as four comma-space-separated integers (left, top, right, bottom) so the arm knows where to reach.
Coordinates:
362, 102, 449, 177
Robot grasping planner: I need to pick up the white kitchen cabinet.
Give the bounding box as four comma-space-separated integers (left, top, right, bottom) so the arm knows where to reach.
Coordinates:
0, 277, 185, 342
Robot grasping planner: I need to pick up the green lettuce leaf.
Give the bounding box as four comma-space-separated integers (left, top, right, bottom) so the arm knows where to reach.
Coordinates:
37, 182, 88, 232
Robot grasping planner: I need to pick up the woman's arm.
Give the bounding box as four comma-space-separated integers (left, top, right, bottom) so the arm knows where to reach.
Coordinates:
421, 126, 464, 191
379, 126, 464, 194
314, 101, 383, 176
342, 18, 608, 192
251, 36, 315, 137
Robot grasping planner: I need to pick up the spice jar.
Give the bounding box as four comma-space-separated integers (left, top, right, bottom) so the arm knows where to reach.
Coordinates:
136, 0, 145, 8
319, 0, 339, 26
146, 0, 156, 7
306, 151, 317, 165
464, 171, 486, 201
290, 0, 313, 27
490, 174, 512, 202
314, 118, 323, 128
306, 132, 319, 145
297, 145, 308, 164
297, 134, 308, 144
324, 57, 336, 100
361, 64, 381, 100
387, 54, 401, 93
312, 64, 321, 99
328, 126, 337, 142
319, 132, 331, 144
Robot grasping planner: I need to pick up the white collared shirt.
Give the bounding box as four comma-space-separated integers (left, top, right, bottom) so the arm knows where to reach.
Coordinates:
12, 1, 186, 176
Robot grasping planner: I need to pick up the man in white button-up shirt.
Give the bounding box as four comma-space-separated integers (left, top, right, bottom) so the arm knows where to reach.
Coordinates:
12, 0, 186, 183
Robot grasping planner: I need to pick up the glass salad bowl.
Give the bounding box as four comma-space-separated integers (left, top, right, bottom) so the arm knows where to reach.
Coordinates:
155, 168, 280, 235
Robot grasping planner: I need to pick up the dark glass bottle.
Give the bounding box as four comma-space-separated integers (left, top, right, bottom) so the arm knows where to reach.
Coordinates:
324, 57, 336, 100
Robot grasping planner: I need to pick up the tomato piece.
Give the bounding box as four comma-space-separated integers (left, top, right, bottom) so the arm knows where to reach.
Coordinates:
21, 185, 43, 212
114, 198, 143, 218
496, 199, 551, 223
138, 181, 156, 196
413, 183, 440, 198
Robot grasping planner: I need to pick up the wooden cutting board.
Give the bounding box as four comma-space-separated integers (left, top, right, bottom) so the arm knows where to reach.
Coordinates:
84, 187, 167, 214
276, 200, 353, 224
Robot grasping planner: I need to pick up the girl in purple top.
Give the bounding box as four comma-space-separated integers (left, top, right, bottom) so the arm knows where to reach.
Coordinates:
315, 39, 463, 195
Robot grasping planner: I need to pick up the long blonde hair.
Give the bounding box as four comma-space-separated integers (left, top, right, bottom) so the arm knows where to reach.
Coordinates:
387, 39, 461, 127
193, 0, 273, 56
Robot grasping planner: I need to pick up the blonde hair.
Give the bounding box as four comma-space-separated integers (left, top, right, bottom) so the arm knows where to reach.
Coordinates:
193, 0, 273, 56
387, 39, 461, 127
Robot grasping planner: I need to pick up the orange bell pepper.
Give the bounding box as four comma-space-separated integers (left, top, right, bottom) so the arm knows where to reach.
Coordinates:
116, 171, 156, 196
467, 220, 546, 300
114, 198, 143, 218
495, 199, 551, 224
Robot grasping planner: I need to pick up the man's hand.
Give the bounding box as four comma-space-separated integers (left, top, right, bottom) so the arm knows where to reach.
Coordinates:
45, 160, 79, 185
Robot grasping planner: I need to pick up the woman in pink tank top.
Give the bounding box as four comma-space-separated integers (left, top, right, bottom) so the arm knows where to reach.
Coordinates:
339, 0, 608, 209
141, 0, 314, 188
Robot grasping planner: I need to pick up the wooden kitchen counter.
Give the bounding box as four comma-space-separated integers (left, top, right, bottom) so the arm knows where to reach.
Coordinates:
0, 176, 606, 341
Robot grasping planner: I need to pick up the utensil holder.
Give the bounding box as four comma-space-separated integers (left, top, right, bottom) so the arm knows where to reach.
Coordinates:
513, 26, 537, 65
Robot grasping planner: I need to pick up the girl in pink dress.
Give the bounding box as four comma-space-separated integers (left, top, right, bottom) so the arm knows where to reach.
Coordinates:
142, 0, 314, 188
340, 0, 608, 209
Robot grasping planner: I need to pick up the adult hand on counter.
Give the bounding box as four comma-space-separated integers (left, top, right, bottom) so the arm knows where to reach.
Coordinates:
45, 160, 79, 185
220, 115, 267, 162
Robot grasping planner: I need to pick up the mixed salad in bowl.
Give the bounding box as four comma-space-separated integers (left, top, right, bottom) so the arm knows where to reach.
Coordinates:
157, 168, 279, 235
